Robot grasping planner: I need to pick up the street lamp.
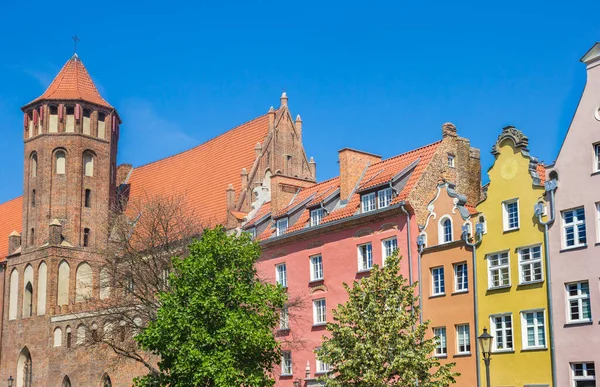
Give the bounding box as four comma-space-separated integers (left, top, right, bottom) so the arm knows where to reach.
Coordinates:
478, 327, 493, 387
7, 376, 14, 387
292, 378, 302, 387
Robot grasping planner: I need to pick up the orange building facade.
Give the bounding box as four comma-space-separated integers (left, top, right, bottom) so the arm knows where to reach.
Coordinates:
419, 182, 477, 387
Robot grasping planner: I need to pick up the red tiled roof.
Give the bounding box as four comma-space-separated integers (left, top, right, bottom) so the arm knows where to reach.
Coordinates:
272, 177, 340, 219
0, 197, 23, 261
537, 163, 546, 184
244, 201, 272, 228
127, 114, 270, 228
26, 55, 111, 108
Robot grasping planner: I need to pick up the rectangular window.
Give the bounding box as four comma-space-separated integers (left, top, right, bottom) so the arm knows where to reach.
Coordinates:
433, 327, 447, 356
487, 252, 510, 289
361, 192, 376, 213
454, 262, 468, 292
84, 189, 91, 208
431, 266, 445, 296
315, 348, 330, 374
448, 154, 455, 168
572, 362, 596, 387
382, 237, 398, 265
310, 255, 324, 281
358, 243, 373, 271
83, 228, 90, 247
313, 299, 327, 325
563, 207, 587, 248
595, 143, 600, 172
378, 187, 393, 209
456, 324, 470, 354
521, 310, 546, 349
276, 218, 288, 236
491, 314, 513, 351
276, 263, 287, 287
503, 199, 520, 231
566, 281, 591, 323
518, 245, 543, 283
310, 208, 324, 227
280, 307, 289, 330
281, 351, 292, 375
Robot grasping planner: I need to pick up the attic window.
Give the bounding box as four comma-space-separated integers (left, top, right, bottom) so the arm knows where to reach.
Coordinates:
248, 228, 256, 239
276, 218, 288, 236
448, 154, 455, 168
310, 208, 324, 226
361, 188, 394, 213
361, 192, 376, 213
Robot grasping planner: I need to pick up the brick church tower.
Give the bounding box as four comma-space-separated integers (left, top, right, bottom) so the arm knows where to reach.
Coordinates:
1, 54, 127, 386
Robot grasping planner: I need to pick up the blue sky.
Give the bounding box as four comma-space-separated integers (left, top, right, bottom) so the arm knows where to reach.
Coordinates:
0, 0, 598, 203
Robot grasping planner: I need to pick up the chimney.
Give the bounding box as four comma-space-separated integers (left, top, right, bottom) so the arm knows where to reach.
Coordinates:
338, 148, 382, 201
309, 157, 316, 178
280, 92, 288, 108
226, 184, 235, 210
268, 106, 276, 131
241, 168, 248, 189
295, 114, 302, 141
8, 231, 21, 255
49, 219, 62, 245
442, 122, 458, 138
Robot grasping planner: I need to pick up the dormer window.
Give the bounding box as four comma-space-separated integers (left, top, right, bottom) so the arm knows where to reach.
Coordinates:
378, 188, 393, 209
276, 218, 288, 236
248, 228, 256, 239
448, 154, 455, 168
310, 208, 324, 226
361, 192, 376, 213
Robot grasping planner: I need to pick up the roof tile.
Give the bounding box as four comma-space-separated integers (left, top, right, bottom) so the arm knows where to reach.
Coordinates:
0, 197, 23, 261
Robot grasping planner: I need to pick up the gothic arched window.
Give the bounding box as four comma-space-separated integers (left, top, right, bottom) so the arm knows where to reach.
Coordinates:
30, 153, 37, 178
37, 262, 47, 316
9, 269, 18, 320
16, 347, 32, 387
75, 262, 93, 302
53, 327, 62, 347
438, 216, 453, 244
83, 153, 94, 177
61, 375, 71, 387
55, 151, 66, 175
101, 373, 112, 387
22, 265, 34, 318
57, 261, 70, 306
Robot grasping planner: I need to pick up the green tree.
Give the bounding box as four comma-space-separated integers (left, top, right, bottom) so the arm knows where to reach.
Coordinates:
316, 254, 458, 387
134, 226, 287, 387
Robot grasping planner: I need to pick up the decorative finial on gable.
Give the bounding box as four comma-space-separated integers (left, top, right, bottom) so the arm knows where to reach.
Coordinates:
491, 125, 529, 155
295, 114, 302, 122
280, 92, 288, 107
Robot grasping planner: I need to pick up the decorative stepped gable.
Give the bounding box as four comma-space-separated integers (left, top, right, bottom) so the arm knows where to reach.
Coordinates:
24, 54, 112, 109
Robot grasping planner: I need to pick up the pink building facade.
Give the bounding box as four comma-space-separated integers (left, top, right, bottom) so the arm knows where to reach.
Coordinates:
548, 42, 600, 387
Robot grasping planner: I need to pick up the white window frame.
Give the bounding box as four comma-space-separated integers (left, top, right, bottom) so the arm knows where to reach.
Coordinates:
361, 192, 376, 213
378, 187, 393, 209
448, 154, 455, 168
313, 298, 327, 325
596, 203, 600, 243
310, 208, 324, 227
518, 245, 543, 284
439, 216, 453, 244
280, 307, 289, 330
572, 362, 596, 386
281, 351, 292, 376
456, 324, 471, 354
594, 143, 600, 172
382, 237, 398, 265
454, 262, 468, 293
521, 309, 546, 350
276, 218, 288, 236
490, 313, 514, 352
275, 263, 287, 288
562, 207, 587, 249
357, 243, 373, 271
248, 227, 256, 239
487, 251, 511, 289
431, 266, 445, 296
502, 199, 520, 231
310, 255, 324, 281
566, 281, 592, 323
433, 327, 447, 357
315, 347, 330, 374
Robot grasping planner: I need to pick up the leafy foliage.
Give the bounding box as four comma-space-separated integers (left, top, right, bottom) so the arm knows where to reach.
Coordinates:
134, 227, 287, 386
316, 254, 458, 387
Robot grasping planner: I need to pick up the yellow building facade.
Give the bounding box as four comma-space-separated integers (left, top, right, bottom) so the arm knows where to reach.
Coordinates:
476, 126, 551, 387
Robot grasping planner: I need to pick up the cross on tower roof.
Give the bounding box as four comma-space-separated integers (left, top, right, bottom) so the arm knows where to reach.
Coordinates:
72, 35, 80, 55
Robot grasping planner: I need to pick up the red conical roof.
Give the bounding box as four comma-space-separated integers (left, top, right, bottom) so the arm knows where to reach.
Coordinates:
25, 54, 112, 109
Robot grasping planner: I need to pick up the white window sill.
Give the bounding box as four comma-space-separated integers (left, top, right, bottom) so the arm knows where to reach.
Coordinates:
430, 293, 446, 299
315, 371, 330, 375
313, 322, 327, 327
518, 280, 544, 286
309, 278, 324, 283
453, 289, 468, 294
488, 285, 511, 291
434, 354, 448, 359
521, 346, 547, 352
492, 349, 515, 354
357, 268, 372, 274
454, 352, 471, 357
561, 244, 587, 252
565, 319, 593, 326
504, 227, 520, 232
280, 373, 293, 377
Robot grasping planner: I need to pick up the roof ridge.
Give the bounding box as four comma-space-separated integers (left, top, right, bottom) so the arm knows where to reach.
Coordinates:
373, 140, 442, 166
130, 113, 269, 171
0, 195, 24, 207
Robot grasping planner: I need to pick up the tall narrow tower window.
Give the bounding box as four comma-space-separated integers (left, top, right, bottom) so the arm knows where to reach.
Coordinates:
23, 282, 33, 318
55, 151, 66, 175
65, 107, 75, 132
31, 190, 36, 208
30, 228, 35, 246
28, 111, 34, 138
30, 153, 37, 177
49, 106, 59, 132
83, 153, 94, 177
83, 228, 90, 247
83, 109, 91, 135
98, 113, 106, 139
84, 189, 92, 208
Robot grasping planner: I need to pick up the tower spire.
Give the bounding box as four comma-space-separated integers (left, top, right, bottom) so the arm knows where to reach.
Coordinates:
72, 35, 80, 57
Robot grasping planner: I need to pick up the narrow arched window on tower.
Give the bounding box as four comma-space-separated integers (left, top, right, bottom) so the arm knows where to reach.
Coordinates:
57, 261, 70, 306
83, 153, 94, 177
98, 113, 106, 139
31, 190, 35, 208
83, 109, 91, 135
85, 189, 92, 208
65, 326, 72, 348
55, 151, 66, 175
23, 282, 33, 318
49, 106, 59, 132
27, 111, 34, 138
30, 153, 37, 177
83, 228, 90, 247
443, 218, 452, 243
30, 228, 35, 246
65, 106, 75, 132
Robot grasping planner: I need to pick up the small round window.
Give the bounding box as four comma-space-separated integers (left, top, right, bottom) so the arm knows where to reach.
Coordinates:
595, 106, 600, 121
